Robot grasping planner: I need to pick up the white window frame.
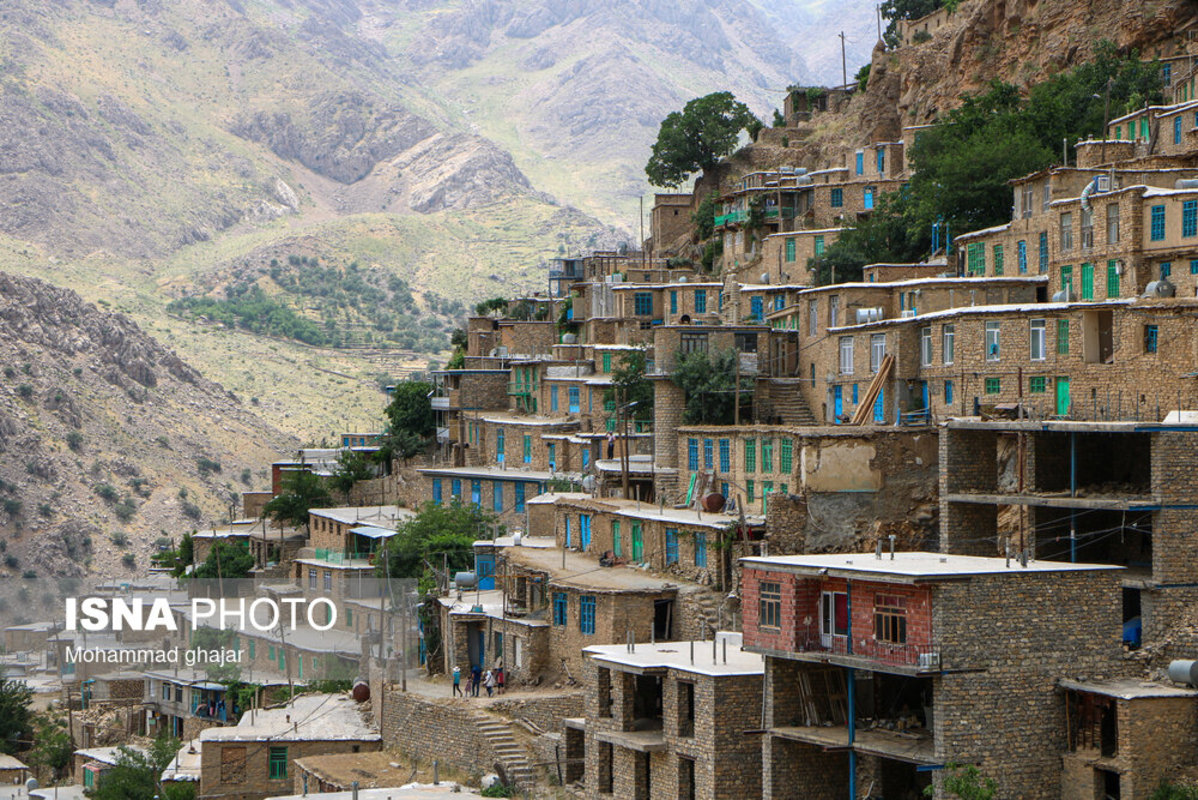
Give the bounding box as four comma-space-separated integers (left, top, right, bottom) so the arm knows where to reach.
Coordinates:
1030, 319, 1047, 361
919, 326, 933, 367
807, 299, 818, 337
838, 336, 854, 375
870, 334, 886, 373
942, 324, 955, 365
985, 322, 1001, 362
829, 296, 840, 328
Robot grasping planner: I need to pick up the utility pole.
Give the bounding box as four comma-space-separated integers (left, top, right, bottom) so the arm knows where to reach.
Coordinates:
876, 5, 882, 43
840, 32, 848, 88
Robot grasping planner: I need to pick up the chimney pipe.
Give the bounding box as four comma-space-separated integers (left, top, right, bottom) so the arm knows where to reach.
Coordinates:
888, 534, 896, 559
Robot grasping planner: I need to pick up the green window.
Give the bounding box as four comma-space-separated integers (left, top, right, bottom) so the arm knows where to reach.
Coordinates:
830, 188, 843, 207
746, 480, 755, 504
269, 746, 288, 780
634, 292, 653, 315
779, 439, 793, 473
744, 439, 756, 472
612, 521, 622, 558
985, 377, 1001, 394
523, 435, 532, 464
346, 608, 353, 627
602, 353, 612, 372
966, 242, 984, 274
1029, 376, 1047, 394
1115, 125, 1122, 139
249, 640, 255, 659
670, 291, 678, 314
761, 438, 774, 473
993, 244, 1004, 276
1081, 263, 1094, 301
762, 481, 773, 513
814, 235, 825, 256
1061, 264, 1073, 295
1057, 320, 1070, 355
268, 645, 275, 660
785, 238, 796, 262
1107, 260, 1120, 298
631, 523, 643, 561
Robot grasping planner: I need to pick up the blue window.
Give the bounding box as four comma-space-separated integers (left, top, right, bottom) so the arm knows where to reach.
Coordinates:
470, 480, 481, 506
579, 596, 596, 634
1190, 259, 1198, 275
855, 150, 864, 175
665, 529, 679, 564
514, 482, 526, 513
670, 290, 678, 314
1164, 63, 1173, 86
750, 296, 763, 321
1151, 205, 1166, 241
720, 482, 729, 498
634, 292, 653, 315
582, 448, 590, 470
550, 385, 559, 412
553, 593, 567, 626
876, 147, 885, 174
703, 438, 714, 469
1145, 325, 1159, 354
1176, 115, 1183, 145
1161, 262, 1172, 278
496, 428, 505, 462
944, 380, 954, 404
1184, 201, 1197, 238
695, 533, 707, 567
493, 481, 503, 513
1017, 240, 1028, 274
451, 478, 461, 499
568, 386, 580, 413
715, 439, 729, 473
774, 294, 785, 312
863, 187, 875, 210
548, 443, 557, 471
432, 478, 442, 505
580, 514, 592, 550
1039, 232, 1049, 272
565, 516, 572, 547
687, 438, 699, 471
694, 290, 707, 313
830, 188, 843, 207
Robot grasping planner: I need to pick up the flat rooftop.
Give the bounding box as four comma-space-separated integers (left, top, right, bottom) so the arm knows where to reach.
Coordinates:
1059, 678, 1198, 700
200, 694, 378, 743
585, 632, 764, 677
292, 751, 414, 789
945, 417, 1198, 433
309, 506, 415, 527
416, 465, 577, 482
161, 740, 201, 783
527, 494, 762, 529
504, 545, 678, 593
740, 551, 1122, 583
437, 589, 548, 627
266, 784, 482, 800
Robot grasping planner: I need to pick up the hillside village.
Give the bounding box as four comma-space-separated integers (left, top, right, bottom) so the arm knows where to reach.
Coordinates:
12, 1, 1198, 800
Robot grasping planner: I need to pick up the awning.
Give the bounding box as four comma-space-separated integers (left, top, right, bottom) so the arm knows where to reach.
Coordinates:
349, 526, 396, 539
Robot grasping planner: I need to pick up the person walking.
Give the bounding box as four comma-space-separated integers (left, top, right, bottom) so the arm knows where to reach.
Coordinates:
483, 668, 496, 698
452, 665, 462, 696
471, 664, 482, 697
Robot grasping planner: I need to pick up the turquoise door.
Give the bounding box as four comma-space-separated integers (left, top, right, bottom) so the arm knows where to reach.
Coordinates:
874, 389, 885, 423
833, 386, 843, 423
1055, 378, 1071, 416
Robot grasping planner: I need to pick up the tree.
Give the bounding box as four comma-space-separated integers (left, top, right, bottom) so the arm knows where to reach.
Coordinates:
645, 92, 758, 188
191, 541, 254, 581
671, 348, 748, 425
189, 627, 241, 682
879, 0, 944, 47
90, 736, 187, 800
379, 381, 434, 461
26, 713, 72, 781
474, 297, 509, 316
263, 468, 332, 530
376, 501, 498, 590
925, 763, 997, 800
607, 347, 653, 421
151, 532, 195, 577
328, 449, 377, 498
0, 678, 32, 755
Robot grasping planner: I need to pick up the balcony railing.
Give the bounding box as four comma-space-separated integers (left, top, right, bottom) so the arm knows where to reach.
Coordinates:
792, 627, 941, 670
313, 548, 376, 565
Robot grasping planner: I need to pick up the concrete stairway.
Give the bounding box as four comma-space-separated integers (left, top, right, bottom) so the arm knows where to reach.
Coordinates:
474, 711, 537, 788
769, 378, 819, 426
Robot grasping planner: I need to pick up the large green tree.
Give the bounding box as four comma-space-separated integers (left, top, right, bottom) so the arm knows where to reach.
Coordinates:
607, 348, 653, 422
328, 449, 378, 498
879, 0, 953, 47
376, 501, 497, 589
191, 541, 254, 581
90, 737, 191, 800
645, 92, 759, 188
671, 348, 748, 425
263, 467, 333, 530
379, 381, 434, 461
0, 678, 32, 755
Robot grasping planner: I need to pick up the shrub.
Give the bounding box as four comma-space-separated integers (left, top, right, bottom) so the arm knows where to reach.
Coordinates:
121, 553, 136, 569
111, 532, 130, 548
3, 555, 18, 569
114, 498, 137, 522
66, 432, 83, 452
2, 499, 21, 517
2, 367, 12, 379
38, 504, 52, 518
239, 468, 252, 485
94, 483, 118, 503
181, 501, 202, 521
21, 570, 37, 580
16, 384, 33, 400
196, 457, 222, 476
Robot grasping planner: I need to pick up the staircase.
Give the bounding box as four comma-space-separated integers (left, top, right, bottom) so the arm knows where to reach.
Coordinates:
679, 584, 727, 635
769, 379, 819, 426
474, 711, 537, 789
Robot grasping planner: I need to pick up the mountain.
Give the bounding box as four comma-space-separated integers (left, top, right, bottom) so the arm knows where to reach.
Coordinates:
0, 270, 298, 582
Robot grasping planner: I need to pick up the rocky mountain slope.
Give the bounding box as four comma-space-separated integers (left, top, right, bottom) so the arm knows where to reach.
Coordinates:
0, 271, 297, 581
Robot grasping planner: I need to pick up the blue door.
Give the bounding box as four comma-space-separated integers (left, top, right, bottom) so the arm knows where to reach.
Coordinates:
565, 516, 572, 548
476, 554, 495, 590
873, 388, 885, 423
833, 386, 843, 423
750, 296, 763, 321
432, 478, 442, 505
921, 381, 929, 411
580, 514, 591, 550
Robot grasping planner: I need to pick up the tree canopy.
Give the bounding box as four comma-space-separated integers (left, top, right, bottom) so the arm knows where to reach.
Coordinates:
376, 501, 498, 591
263, 467, 333, 530
645, 92, 758, 188
0, 678, 32, 755
328, 449, 378, 497
380, 381, 434, 461
192, 541, 255, 581
879, 0, 955, 47
671, 348, 748, 425
607, 348, 653, 421
89, 737, 192, 800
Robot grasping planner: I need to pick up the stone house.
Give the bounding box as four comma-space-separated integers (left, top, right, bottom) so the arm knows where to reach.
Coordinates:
759, 228, 845, 285
416, 465, 560, 526
648, 193, 695, 255
197, 694, 380, 800
0, 754, 30, 787
740, 551, 1125, 800
580, 632, 764, 800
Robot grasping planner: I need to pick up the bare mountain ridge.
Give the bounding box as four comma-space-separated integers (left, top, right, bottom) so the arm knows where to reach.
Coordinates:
0, 271, 298, 579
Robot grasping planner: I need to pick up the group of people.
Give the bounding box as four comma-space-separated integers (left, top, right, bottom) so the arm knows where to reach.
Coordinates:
452, 662, 505, 697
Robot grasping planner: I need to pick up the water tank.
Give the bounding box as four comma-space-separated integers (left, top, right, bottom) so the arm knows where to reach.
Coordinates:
454, 571, 477, 589
1168, 659, 1198, 686
1176, 179, 1198, 190
760, 273, 771, 284
1051, 289, 1075, 302
701, 492, 726, 513
351, 681, 370, 703
1143, 279, 1176, 298
512, 531, 523, 547
561, 333, 578, 344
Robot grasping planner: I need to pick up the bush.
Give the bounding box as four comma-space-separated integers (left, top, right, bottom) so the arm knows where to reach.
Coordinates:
2, 499, 21, 517
196, 457, 222, 476
481, 785, 513, 798
3, 555, 17, 569
94, 483, 119, 503
181, 501, 202, 521
121, 553, 136, 569
111, 532, 130, 548
66, 431, 83, 452
114, 498, 138, 522
16, 384, 32, 400
912, 29, 932, 43
21, 570, 37, 580
239, 468, 252, 485
37, 504, 52, 518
